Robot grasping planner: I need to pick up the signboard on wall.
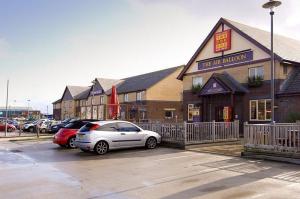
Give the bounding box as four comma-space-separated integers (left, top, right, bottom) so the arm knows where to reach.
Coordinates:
198, 50, 253, 70
214, 29, 231, 53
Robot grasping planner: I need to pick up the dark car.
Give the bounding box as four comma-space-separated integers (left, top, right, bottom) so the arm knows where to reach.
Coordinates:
50, 118, 75, 133
53, 119, 99, 148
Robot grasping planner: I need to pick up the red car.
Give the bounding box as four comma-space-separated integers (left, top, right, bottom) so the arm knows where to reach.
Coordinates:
53, 119, 97, 148
0, 121, 16, 132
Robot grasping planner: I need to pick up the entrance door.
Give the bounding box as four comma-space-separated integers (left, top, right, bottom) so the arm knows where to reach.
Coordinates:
215, 106, 224, 122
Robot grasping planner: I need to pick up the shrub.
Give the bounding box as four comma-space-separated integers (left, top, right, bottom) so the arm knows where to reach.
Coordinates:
191, 84, 202, 94
248, 76, 263, 87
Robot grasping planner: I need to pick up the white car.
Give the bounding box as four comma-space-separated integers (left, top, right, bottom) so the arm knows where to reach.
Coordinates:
75, 120, 161, 155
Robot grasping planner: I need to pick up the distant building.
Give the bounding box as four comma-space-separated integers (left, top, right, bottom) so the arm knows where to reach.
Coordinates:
0, 106, 41, 120
53, 66, 184, 122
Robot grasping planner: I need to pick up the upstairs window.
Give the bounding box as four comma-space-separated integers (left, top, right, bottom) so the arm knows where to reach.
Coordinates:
192, 76, 203, 86
124, 94, 129, 102
137, 91, 144, 101
249, 66, 264, 79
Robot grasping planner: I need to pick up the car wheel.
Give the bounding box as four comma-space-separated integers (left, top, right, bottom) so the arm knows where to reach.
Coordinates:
67, 137, 76, 149
40, 129, 46, 133
146, 137, 157, 149
29, 127, 34, 133
94, 141, 109, 155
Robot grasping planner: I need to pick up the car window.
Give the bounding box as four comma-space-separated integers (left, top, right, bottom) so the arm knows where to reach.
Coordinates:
96, 123, 118, 132
117, 122, 140, 132
64, 121, 84, 129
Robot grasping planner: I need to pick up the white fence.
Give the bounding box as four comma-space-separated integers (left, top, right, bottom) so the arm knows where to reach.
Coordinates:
244, 123, 300, 153
137, 120, 240, 146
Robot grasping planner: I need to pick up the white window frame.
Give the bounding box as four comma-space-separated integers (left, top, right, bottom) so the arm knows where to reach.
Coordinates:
124, 94, 129, 102
137, 92, 143, 101
249, 99, 271, 121
165, 110, 174, 119
248, 66, 264, 79
100, 95, 104, 104
192, 76, 203, 87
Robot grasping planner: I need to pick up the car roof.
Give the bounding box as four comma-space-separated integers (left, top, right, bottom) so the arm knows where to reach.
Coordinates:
92, 120, 135, 125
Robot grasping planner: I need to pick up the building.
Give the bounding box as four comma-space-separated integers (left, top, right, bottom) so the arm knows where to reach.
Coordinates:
60, 86, 91, 119
80, 78, 121, 120
178, 18, 300, 124
52, 99, 62, 120
111, 66, 183, 122
54, 66, 184, 122
0, 106, 41, 120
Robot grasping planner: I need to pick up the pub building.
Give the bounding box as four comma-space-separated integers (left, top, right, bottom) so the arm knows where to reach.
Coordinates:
178, 18, 300, 125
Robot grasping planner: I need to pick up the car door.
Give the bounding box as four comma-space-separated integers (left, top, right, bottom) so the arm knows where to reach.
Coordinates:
116, 122, 145, 147
95, 122, 122, 149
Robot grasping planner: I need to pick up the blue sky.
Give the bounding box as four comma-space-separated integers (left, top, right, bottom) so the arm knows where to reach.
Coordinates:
0, 0, 299, 114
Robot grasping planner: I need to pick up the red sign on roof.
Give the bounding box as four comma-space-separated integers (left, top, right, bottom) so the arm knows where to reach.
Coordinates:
214, 29, 231, 53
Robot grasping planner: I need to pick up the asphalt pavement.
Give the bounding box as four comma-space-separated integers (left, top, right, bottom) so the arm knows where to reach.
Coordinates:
0, 140, 299, 199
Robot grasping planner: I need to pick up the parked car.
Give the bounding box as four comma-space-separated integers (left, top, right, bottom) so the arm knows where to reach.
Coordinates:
0, 121, 16, 132
75, 120, 161, 155
7, 120, 20, 129
53, 119, 98, 148
23, 121, 37, 132
50, 118, 75, 133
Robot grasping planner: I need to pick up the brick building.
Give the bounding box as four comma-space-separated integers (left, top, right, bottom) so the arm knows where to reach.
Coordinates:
178, 18, 300, 124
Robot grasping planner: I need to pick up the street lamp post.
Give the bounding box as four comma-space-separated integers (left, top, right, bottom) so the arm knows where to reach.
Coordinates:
27, 99, 31, 120
262, 0, 281, 123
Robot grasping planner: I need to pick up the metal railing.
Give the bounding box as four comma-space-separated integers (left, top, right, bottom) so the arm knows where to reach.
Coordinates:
244, 122, 300, 153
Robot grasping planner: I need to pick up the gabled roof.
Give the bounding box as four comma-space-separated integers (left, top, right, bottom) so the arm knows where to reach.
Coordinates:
108, 66, 183, 94
62, 86, 91, 100
74, 87, 91, 100
279, 68, 300, 95
199, 72, 248, 96
178, 17, 300, 80
52, 99, 62, 104
95, 78, 122, 93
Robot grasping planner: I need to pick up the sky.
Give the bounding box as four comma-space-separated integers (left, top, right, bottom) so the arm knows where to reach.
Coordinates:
0, 0, 299, 114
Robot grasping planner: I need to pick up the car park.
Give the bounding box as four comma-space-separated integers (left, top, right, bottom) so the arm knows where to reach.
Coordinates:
53, 119, 98, 148
75, 120, 161, 155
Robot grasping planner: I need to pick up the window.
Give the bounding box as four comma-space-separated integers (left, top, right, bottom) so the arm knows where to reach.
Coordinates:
124, 94, 129, 102
117, 122, 140, 132
249, 66, 264, 79
165, 110, 173, 119
188, 104, 201, 121
249, 99, 271, 121
192, 76, 203, 86
283, 65, 288, 75
100, 96, 104, 104
96, 123, 118, 132
137, 92, 143, 101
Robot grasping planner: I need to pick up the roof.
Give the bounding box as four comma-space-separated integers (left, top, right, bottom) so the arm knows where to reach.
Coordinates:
74, 87, 91, 100
52, 99, 62, 104
201, 72, 248, 95
178, 17, 300, 80
225, 18, 300, 63
96, 78, 123, 93
108, 66, 183, 94
279, 68, 300, 95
